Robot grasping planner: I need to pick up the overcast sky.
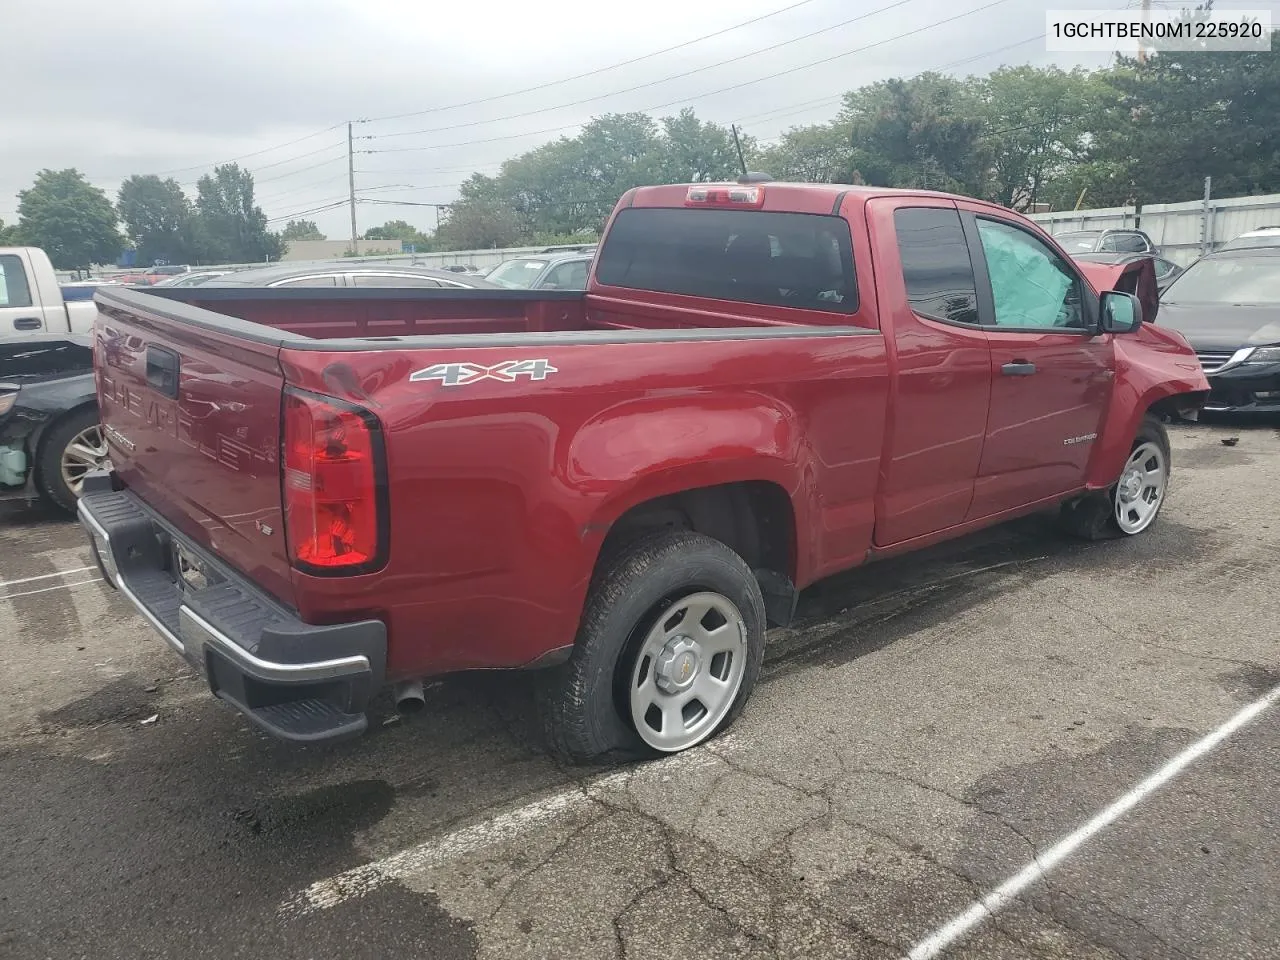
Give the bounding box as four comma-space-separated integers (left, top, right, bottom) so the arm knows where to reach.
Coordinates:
1, 0, 1176, 240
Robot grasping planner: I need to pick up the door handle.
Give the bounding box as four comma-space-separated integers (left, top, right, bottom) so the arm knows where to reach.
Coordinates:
13, 317, 42, 331
1002, 361, 1037, 376
146, 345, 180, 399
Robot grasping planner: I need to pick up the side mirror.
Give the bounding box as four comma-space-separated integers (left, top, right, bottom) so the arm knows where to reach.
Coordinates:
1099, 290, 1143, 334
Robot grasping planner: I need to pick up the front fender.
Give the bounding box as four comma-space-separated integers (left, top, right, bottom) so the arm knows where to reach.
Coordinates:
1086, 325, 1208, 488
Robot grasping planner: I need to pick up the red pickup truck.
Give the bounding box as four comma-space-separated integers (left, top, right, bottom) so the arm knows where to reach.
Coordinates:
79, 182, 1208, 761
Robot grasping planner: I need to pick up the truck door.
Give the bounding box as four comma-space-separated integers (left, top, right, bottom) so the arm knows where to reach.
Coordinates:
954, 206, 1114, 520
865, 198, 992, 546
0, 252, 50, 336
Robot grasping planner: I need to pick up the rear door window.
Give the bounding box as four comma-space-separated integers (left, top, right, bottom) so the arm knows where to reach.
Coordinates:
0, 255, 33, 308
893, 207, 979, 325
596, 207, 857, 313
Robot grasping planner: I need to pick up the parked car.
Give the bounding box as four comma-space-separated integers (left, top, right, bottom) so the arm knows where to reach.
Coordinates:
154, 271, 231, 288
198, 263, 497, 288
1218, 226, 1280, 251
1157, 246, 1280, 413
1074, 251, 1184, 291
60, 280, 122, 301
486, 250, 595, 290
1054, 229, 1158, 255
1, 247, 100, 338
0, 336, 102, 510
115, 264, 192, 285
78, 180, 1206, 758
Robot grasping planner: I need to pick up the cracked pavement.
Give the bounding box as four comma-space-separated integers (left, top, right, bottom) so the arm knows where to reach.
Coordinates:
2, 419, 1278, 959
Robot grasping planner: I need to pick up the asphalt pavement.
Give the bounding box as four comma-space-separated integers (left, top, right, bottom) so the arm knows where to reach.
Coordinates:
1, 418, 1277, 960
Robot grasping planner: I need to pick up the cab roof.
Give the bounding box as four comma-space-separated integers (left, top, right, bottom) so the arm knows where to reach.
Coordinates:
624, 181, 1021, 218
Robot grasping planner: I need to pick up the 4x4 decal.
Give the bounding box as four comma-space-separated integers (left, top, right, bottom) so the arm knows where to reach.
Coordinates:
409, 359, 558, 387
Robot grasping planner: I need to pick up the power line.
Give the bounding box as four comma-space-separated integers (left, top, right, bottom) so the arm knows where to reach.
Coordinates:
731, 33, 1045, 128
357, 0, 825, 125
94, 124, 346, 181
265, 198, 350, 223
365, 0, 1011, 156
367, 0, 918, 141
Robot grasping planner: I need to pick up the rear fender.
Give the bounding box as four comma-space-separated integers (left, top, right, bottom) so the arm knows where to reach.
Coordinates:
1085, 324, 1208, 488
571, 393, 809, 574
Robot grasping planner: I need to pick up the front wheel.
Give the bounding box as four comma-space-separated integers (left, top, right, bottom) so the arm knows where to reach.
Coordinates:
1061, 416, 1171, 540
536, 531, 766, 764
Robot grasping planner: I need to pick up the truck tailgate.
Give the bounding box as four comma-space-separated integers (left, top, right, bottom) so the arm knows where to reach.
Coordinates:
95, 291, 294, 605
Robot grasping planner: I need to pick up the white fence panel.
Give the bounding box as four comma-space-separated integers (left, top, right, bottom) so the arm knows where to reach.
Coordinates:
1137, 199, 1207, 265
1030, 192, 1280, 267
1027, 206, 1138, 234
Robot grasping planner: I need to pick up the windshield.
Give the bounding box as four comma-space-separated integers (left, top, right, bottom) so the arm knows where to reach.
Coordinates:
1055, 232, 1102, 252
487, 259, 547, 289
1162, 256, 1280, 304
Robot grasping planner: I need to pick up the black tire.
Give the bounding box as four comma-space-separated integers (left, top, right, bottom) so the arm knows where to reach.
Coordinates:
536, 531, 766, 764
1061, 416, 1171, 540
36, 406, 102, 513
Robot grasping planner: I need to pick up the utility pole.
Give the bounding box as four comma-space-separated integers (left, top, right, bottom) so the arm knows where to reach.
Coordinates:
347, 121, 358, 255
1138, 0, 1150, 63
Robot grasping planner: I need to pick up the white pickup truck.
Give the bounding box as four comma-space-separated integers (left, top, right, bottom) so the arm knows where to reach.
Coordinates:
0, 247, 101, 338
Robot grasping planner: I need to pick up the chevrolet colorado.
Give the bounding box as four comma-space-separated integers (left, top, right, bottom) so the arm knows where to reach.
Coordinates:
78, 181, 1208, 761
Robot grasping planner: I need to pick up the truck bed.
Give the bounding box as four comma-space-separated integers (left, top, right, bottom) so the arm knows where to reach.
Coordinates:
139, 285, 835, 344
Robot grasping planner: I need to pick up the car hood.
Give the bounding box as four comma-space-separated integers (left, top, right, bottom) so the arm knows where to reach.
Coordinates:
1156, 302, 1280, 352
1073, 257, 1159, 324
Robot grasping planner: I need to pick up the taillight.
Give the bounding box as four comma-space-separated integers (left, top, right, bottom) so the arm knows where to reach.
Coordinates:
282, 388, 388, 575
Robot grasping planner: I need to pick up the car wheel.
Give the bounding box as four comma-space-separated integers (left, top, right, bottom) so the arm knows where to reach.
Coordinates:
536, 531, 766, 764
1061, 416, 1171, 540
37, 407, 110, 513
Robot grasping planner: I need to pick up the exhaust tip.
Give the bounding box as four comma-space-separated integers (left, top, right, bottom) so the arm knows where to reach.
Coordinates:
393, 679, 426, 715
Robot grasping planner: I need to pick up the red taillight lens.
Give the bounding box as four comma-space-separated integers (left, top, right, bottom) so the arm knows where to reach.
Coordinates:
282, 389, 387, 574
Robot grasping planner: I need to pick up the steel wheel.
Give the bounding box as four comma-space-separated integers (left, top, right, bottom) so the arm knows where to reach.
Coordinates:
1114, 440, 1166, 535
60, 424, 111, 498
628, 591, 747, 753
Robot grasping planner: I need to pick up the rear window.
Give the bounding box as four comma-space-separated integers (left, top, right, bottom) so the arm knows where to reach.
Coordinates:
596, 207, 857, 313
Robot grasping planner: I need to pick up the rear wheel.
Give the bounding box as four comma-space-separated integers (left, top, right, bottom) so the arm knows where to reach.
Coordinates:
1061, 416, 1170, 540
536, 531, 766, 763
37, 407, 110, 513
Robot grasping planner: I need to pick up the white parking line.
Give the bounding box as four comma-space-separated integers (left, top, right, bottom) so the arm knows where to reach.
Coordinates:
905, 679, 1280, 960
0, 565, 96, 589
279, 744, 729, 918
2, 577, 103, 601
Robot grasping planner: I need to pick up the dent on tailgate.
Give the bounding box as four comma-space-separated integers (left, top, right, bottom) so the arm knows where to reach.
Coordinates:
95, 301, 296, 604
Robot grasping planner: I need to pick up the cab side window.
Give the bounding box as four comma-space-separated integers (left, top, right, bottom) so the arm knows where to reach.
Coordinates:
0, 255, 33, 308
975, 219, 1085, 329
543, 259, 590, 290
893, 207, 979, 325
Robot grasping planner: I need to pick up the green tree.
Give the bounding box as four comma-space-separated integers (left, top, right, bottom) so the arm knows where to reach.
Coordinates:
117, 174, 193, 265
1095, 37, 1280, 205
433, 193, 525, 250
654, 109, 746, 183
978, 66, 1115, 210
281, 219, 325, 241
840, 74, 990, 195
0, 218, 20, 245
756, 124, 856, 183
193, 163, 284, 263
16, 169, 120, 270
362, 219, 430, 248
